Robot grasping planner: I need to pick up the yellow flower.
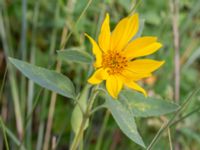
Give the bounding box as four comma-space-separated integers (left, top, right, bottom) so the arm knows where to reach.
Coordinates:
86, 13, 164, 99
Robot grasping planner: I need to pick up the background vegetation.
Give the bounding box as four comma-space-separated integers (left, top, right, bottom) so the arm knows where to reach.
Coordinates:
0, 0, 200, 149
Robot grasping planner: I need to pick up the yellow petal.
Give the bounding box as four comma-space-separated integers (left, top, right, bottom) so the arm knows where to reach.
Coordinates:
85, 33, 102, 68
110, 13, 139, 52
128, 59, 165, 73
98, 13, 111, 52
124, 81, 147, 96
88, 68, 108, 84
123, 36, 162, 59
106, 75, 123, 99
121, 69, 152, 81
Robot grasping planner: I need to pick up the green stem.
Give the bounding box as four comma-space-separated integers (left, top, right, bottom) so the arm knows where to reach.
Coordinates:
70, 87, 98, 150
95, 110, 110, 150
167, 128, 173, 150
170, 106, 200, 127
74, 97, 85, 115
90, 104, 106, 116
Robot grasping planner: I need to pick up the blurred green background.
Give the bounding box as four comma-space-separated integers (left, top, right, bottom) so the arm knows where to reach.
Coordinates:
0, 0, 200, 149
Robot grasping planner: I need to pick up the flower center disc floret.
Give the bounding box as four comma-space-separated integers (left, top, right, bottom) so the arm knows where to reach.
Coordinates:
102, 51, 128, 75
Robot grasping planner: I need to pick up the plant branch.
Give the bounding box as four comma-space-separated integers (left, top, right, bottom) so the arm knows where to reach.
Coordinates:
70, 87, 98, 150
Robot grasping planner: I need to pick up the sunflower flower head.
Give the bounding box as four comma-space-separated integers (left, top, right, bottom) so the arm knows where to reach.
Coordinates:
86, 13, 164, 99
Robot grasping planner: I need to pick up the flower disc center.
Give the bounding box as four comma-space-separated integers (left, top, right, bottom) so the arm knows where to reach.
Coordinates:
102, 51, 128, 75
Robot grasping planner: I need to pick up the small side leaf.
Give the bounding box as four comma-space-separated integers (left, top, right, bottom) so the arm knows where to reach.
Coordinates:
120, 89, 179, 117
57, 48, 93, 64
71, 84, 90, 134
105, 95, 146, 148
9, 58, 75, 99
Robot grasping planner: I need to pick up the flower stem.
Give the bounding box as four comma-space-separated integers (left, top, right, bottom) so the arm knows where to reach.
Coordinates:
90, 104, 106, 115
70, 87, 98, 150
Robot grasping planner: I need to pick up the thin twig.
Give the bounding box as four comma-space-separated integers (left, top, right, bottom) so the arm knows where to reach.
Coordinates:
147, 89, 200, 150
90, 104, 106, 116
147, 123, 166, 150
170, 106, 200, 127
168, 128, 173, 150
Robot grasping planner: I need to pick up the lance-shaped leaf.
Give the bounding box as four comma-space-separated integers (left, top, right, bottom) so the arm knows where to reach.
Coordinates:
105, 95, 146, 148
120, 89, 179, 117
9, 58, 75, 99
57, 48, 93, 64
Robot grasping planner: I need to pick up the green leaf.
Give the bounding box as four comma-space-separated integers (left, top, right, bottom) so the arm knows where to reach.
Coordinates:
71, 84, 90, 134
9, 57, 75, 99
105, 95, 146, 148
120, 89, 179, 117
57, 48, 93, 64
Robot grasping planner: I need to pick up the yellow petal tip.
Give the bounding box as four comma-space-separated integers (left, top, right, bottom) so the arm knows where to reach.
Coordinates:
140, 88, 147, 97
132, 12, 139, 17
105, 13, 110, 18
111, 95, 118, 99
158, 43, 163, 48
111, 91, 120, 99
143, 90, 147, 97
87, 78, 95, 84
87, 79, 100, 85
87, 75, 101, 85
84, 33, 89, 38
160, 60, 165, 66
